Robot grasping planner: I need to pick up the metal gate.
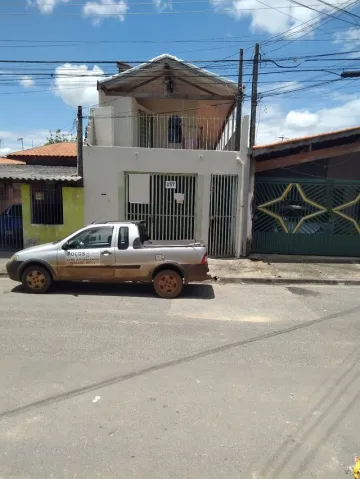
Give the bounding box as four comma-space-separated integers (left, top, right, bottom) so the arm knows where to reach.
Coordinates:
0, 181, 23, 250
125, 173, 197, 241
208, 174, 238, 257
253, 177, 360, 256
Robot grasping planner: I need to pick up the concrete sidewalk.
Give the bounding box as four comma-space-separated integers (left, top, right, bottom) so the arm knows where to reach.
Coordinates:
210, 255, 360, 285
1, 251, 360, 285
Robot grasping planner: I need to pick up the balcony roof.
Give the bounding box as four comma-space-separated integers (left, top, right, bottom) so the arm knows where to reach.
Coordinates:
98, 54, 237, 101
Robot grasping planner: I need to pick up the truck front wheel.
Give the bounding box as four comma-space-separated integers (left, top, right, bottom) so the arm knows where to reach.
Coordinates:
153, 269, 183, 299
22, 265, 52, 294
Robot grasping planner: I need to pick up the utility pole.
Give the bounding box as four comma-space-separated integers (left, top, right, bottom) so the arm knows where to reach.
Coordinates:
249, 43, 260, 148
77, 105, 83, 178
234, 48, 244, 152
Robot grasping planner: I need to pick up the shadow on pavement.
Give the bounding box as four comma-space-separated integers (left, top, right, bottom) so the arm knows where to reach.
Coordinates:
11, 281, 215, 300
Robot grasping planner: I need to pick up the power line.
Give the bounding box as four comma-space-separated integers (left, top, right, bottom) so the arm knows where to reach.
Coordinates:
1, 5, 353, 16
285, 0, 359, 26
1, 1, 335, 6
315, 0, 360, 21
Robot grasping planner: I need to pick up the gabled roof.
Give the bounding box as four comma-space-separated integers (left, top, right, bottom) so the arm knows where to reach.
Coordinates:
7, 142, 77, 159
99, 54, 237, 98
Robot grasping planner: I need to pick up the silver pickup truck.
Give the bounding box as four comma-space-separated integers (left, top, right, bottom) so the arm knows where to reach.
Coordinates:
6, 221, 210, 298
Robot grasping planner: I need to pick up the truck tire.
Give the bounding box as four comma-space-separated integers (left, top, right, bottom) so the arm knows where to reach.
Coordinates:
153, 269, 183, 299
22, 265, 52, 294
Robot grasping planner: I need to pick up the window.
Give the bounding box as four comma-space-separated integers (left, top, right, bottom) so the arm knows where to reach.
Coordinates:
31, 184, 63, 225
118, 226, 129, 250
67, 226, 114, 250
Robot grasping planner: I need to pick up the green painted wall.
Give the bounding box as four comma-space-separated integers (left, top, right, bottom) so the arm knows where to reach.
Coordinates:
21, 184, 84, 248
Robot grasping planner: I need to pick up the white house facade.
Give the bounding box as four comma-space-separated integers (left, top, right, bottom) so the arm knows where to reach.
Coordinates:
84, 54, 250, 257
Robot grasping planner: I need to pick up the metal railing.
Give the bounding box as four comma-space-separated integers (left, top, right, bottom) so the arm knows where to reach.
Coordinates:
89, 109, 237, 151
136, 112, 227, 151
0, 181, 23, 250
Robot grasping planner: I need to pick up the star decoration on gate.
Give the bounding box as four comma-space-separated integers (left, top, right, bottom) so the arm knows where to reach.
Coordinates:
333, 194, 360, 234
257, 183, 327, 233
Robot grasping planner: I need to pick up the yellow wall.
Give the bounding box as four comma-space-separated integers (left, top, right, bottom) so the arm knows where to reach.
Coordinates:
21, 184, 84, 248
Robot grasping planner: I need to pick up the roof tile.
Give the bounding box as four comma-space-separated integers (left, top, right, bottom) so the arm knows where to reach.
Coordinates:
0, 157, 25, 165
7, 142, 77, 159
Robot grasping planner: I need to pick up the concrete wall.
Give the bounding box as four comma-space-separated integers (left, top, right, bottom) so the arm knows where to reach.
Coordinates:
21, 184, 84, 248
97, 95, 137, 147
83, 146, 244, 251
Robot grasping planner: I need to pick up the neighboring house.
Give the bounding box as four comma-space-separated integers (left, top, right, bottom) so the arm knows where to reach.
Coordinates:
0, 164, 83, 250
85, 54, 249, 257
249, 127, 360, 257
6, 142, 77, 167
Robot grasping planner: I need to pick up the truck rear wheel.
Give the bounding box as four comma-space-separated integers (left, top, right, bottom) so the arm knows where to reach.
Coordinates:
153, 269, 183, 299
22, 265, 52, 294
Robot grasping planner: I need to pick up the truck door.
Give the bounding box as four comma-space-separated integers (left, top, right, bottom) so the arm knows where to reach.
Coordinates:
57, 226, 115, 280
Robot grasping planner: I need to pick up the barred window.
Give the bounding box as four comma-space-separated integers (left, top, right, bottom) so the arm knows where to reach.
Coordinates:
31, 184, 63, 225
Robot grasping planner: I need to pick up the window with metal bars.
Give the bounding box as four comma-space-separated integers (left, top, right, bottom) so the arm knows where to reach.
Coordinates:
31, 183, 63, 225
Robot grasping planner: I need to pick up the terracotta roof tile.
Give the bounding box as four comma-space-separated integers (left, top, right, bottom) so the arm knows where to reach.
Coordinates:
0, 157, 25, 165
7, 142, 77, 158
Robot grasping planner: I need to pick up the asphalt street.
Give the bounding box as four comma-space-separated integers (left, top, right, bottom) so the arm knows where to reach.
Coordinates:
0, 278, 359, 479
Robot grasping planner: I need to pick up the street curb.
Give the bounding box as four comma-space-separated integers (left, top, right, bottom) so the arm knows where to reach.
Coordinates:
212, 277, 360, 286
1, 271, 360, 286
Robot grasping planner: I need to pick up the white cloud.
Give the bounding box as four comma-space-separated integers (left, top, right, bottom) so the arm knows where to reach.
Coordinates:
29, 0, 71, 14
19, 75, 35, 88
153, 0, 172, 12
256, 95, 360, 144
0, 147, 12, 156
333, 27, 360, 49
210, 0, 356, 35
83, 0, 128, 24
0, 130, 51, 153
285, 110, 319, 130
51, 63, 104, 108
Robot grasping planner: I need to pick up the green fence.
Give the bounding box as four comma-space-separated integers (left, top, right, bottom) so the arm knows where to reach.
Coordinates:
253, 177, 360, 256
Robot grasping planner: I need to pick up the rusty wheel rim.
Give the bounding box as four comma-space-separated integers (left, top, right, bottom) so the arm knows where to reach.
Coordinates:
158, 274, 178, 294
26, 270, 46, 290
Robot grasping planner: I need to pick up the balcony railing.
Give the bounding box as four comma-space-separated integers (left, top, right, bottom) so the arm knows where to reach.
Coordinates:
136, 112, 227, 151
137, 112, 237, 151
87, 110, 237, 151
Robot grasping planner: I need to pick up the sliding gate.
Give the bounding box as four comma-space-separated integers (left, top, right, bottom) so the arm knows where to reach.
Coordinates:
125, 173, 197, 242
253, 177, 360, 256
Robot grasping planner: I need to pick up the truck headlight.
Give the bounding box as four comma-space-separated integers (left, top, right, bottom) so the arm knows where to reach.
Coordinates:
9, 255, 19, 262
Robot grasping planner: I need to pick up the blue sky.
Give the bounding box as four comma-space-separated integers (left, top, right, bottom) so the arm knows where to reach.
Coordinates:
1, 0, 360, 153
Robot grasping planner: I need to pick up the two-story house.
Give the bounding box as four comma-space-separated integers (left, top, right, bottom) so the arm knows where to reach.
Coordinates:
84, 54, 249, 257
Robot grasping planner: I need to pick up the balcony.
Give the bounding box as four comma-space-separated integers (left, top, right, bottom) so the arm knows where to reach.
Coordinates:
87, 108, 236, 152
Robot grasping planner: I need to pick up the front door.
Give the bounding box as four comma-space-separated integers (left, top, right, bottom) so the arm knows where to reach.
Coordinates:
57, 226, 115, 280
